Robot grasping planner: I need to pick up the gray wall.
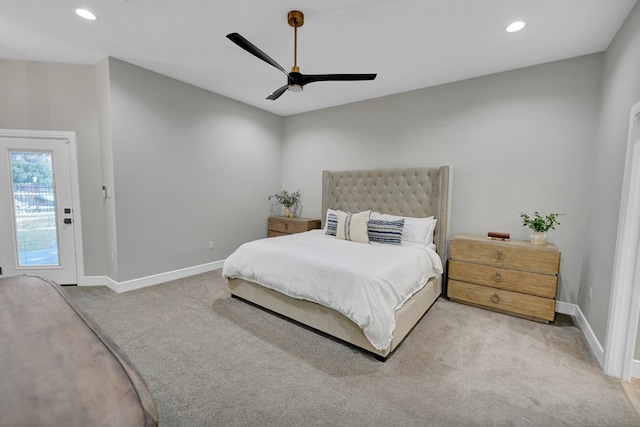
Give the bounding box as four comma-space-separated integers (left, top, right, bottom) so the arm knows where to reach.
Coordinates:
107, 58, 282, 281
95, 58, 118, 279
0, 59, 107, 276
282, 54, 603, 306
0, 57, 283, 283
579, 3, 640, 352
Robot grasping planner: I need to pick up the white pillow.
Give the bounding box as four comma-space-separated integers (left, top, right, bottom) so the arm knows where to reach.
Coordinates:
426, 219, 437, 245
336, 210, 371, 244
370, 212, 436, 245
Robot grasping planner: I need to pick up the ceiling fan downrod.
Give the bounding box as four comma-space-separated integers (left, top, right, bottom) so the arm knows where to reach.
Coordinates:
288, 10, 303, 74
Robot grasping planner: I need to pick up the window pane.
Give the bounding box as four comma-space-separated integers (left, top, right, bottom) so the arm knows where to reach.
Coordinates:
10, 151, 60, 266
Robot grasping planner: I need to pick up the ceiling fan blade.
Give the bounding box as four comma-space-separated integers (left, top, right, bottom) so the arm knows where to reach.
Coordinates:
301, 73, 377, 85
226, 33, 288, 76
266, 84, 290, 100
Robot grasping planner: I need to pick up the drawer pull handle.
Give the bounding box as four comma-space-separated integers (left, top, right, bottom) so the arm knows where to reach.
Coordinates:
492, 272, 502, 282
490, 293, 500, 304
284, 223, 289, 230
495, 250, 505, 261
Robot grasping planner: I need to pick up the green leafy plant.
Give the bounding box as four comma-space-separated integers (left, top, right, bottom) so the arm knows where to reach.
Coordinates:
269, 189, 301, 208
520, 211, 562, 233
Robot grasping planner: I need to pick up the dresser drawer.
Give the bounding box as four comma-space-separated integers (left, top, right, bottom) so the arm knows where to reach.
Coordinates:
449, 260, 557, 298
450, 237, 560, 274
448, 280, 556, 322
268, 217, 321, 236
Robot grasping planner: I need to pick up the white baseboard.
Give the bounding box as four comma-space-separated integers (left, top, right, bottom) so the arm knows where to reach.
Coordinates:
80, 260, 225, 293
555, 300, 576, 316
556, 300, 604, 367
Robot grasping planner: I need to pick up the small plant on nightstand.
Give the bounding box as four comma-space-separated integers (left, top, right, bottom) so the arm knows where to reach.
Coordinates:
269, 189, 301, 218
520, 211, 562, 246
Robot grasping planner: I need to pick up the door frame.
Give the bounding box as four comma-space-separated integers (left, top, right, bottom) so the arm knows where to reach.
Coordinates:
0, 128, 85, 283
604, 100, 640, 380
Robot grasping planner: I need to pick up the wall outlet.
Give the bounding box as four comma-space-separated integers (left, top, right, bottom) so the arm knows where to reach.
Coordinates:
589, 286, 592, 301
208, 241, 214, 250
110, 253, 116, 264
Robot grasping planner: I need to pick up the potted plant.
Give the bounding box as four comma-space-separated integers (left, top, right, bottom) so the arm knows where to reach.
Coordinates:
520, 211, 562, 246
269, 189, 301, 218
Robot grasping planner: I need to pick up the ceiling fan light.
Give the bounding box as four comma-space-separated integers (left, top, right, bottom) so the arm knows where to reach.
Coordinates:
506, 21, 526, 32
75, 8, 97, 20
288, 84, 303, 93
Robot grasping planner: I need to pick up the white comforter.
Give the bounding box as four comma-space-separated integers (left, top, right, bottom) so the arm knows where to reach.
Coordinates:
222, 230, 443, 350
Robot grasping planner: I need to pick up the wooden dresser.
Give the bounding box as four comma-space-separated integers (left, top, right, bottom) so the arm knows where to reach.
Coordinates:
447, 234, 560, 323
268, 216, 321, 237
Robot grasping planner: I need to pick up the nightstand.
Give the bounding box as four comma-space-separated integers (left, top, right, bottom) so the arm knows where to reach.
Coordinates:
447, 234, 560, 323
267, 217, 321, 237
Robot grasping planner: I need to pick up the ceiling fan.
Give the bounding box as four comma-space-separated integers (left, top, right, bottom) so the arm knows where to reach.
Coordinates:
226, 10, 377, 101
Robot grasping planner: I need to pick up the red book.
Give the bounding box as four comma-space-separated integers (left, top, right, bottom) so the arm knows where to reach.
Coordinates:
487, 231, 510, 241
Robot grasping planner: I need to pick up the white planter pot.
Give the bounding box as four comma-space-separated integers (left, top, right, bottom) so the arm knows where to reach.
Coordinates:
530, 231, 547, 246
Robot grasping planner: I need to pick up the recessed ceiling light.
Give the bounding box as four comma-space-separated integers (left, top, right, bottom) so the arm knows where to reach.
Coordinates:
75, 8, 97, 20
506, 21, 526, 32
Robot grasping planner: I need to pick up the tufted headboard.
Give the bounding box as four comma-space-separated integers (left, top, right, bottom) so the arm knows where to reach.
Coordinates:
321, 166, 452, 267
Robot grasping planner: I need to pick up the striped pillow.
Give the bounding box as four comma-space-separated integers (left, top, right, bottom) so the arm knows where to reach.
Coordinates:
336, 210, 371, 244
368, 219, 405, 245
325, 212, 338, 236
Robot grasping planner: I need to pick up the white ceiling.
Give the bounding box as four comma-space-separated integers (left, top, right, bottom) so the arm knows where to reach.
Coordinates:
1, 0, 637, 116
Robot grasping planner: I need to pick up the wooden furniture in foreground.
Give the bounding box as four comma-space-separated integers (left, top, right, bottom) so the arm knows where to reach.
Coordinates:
267, 216, 321, 237
229, 166, 452, 360
447, 234, 560, 323
0, 275, 158, 426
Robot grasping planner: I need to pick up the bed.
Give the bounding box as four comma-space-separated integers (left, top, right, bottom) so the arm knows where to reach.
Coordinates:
223, 166, 451, 360
0, 275, 158, 426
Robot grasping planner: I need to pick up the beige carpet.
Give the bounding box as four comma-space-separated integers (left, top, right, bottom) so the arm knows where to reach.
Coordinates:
65, 271, 640, 426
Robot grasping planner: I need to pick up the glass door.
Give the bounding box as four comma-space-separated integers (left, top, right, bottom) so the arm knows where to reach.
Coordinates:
0, 137, 77, 284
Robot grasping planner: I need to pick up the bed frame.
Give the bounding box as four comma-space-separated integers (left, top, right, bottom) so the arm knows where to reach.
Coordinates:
228, 166, 452, 360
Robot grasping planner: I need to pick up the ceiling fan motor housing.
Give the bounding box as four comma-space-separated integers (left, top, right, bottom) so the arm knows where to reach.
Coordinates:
288, 72, 304, 92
